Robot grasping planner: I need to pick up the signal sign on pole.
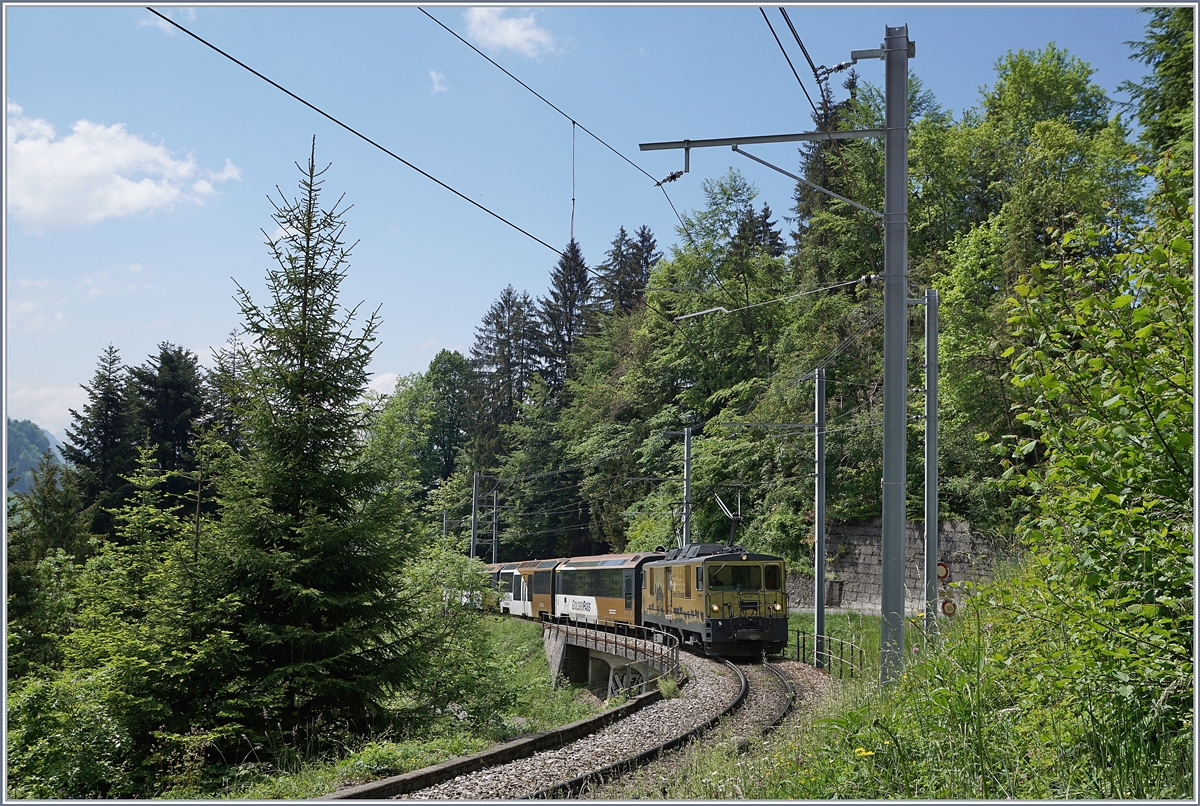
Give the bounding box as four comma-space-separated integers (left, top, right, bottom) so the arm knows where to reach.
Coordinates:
941, 599, 957, 616
936, 561, 949, 581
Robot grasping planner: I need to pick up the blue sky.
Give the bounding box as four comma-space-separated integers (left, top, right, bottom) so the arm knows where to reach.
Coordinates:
5, 3, 1150, 438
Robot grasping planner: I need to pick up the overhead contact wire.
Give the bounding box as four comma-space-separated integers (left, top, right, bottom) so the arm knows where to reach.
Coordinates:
417, 7, 742, 314
144, 7, 565, 258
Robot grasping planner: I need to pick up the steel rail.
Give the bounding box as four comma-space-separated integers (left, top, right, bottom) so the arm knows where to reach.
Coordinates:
760, 660, 797, 735
522, 657, 749, 800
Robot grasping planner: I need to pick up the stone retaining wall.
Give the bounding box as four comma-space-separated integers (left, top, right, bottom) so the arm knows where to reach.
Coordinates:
786, 520, 1011, 615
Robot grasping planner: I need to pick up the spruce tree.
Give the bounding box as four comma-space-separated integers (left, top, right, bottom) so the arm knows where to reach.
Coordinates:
538, 238, 596, 395
631, 224, 661, 293
128, 342, 205, 503
62, 345, 138, 538
1121, 7, 1194, 157
597, 226, 638, 315
468, 285, 541, 465
220, 141, 421, 733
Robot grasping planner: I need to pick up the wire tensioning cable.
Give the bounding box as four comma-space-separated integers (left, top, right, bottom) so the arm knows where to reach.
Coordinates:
145, 7, 565, 258
759, 8, 819, 115
760, 7, 883, 272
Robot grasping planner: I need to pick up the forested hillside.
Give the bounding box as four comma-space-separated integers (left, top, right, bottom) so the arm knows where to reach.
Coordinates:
6, 8, 1191, 798
6, 419, 60, 494
403, 36, 1150, 563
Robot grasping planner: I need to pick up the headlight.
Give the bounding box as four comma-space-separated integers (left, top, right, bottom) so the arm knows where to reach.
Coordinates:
774, 603, 783, 611
711, 604, 719, 612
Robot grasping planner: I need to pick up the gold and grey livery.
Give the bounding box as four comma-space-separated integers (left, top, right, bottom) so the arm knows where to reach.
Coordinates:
641, 543, 788, 656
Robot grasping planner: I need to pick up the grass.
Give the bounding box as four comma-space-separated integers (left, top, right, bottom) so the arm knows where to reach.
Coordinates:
615, 570, 1194, 800
159, 615, 601, 799
784, 609, 930, 679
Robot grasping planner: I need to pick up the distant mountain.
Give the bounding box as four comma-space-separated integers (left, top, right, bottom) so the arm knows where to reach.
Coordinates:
6, 418, 62, 494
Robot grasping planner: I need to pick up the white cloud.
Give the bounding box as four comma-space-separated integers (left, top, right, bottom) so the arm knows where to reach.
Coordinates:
137, 7, 195, 35
368, 373, 399, 395
6, 101, 241, 233
430, 70, 448, 94
77, 263, 151, 299
7, 296, 67, 332
464, 8, 560, 58
6, 385, 88, 436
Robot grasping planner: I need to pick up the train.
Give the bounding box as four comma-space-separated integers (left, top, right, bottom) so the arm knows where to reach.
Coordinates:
484, 542, 788, 657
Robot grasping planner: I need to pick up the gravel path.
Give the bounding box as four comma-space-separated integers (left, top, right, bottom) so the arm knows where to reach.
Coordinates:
394, 654, 741, 800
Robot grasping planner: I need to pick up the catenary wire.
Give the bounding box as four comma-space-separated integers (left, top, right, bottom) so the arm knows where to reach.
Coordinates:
144, 7, 565, 258
416, 8, 746, 314
762, 7, 883, 272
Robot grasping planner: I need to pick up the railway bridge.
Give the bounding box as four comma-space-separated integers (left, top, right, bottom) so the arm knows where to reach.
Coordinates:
542, 619, 682, 699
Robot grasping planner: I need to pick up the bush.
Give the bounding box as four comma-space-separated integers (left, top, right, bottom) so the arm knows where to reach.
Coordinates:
6, 668, 146, 798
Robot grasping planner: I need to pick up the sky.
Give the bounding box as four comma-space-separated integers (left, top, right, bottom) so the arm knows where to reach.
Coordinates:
4, 2, 1152, 439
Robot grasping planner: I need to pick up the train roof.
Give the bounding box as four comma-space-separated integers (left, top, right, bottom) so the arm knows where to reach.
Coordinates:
512, 557, 566, 571
645, 543, 784, 563
556, 551, 664, 570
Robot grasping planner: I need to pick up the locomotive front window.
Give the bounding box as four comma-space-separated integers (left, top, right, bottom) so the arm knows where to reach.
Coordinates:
765, 564, 782, 591
500, 574, 513, 594
708, 564, 763, 591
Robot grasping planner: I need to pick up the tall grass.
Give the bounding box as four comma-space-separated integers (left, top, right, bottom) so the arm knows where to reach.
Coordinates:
639, 569, 1193, 800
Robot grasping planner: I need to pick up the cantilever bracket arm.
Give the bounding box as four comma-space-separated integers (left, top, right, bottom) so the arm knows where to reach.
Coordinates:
732, 144, 882, 219
674, 306, 729, 322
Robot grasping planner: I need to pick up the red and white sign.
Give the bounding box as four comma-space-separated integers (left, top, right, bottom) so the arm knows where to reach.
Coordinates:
941, 599, 957, 616
936, 561, 949, 581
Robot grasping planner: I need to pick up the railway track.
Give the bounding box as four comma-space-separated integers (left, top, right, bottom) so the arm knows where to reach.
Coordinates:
389, 652, 743, 800
574, 657, 796, 800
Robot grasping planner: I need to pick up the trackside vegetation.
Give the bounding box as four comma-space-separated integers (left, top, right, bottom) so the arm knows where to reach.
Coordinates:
6, 8, 1191, 799
159, 617, 599, 799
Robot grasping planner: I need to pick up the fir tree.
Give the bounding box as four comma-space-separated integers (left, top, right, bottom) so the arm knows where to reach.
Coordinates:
128, 342, 205, 503
631, 224, 661, 291
597, 226, 639, 315
1121, 7, 1194, 157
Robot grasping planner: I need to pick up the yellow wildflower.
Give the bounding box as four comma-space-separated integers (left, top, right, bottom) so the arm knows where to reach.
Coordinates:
854, 747, 875, 758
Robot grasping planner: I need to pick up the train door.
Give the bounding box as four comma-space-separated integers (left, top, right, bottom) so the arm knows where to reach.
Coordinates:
623, 572, 634, 612
665, 568, 673, 613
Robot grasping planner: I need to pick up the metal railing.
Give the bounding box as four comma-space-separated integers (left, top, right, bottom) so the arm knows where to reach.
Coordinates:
792, 629, 865, 680
541, 615, 683, 682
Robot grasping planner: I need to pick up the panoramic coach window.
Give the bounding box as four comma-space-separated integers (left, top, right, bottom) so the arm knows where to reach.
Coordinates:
533, 571, 552, 595
765, 564, 782, 591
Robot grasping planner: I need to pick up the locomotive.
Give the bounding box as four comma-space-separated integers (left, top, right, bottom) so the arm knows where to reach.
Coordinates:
485, 542, 788, 658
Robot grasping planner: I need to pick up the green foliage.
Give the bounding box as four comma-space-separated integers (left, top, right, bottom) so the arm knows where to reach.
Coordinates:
6, 455, 90, 679
1001, 153, 1193, 738
656, 673, 680, 699
61, 344, 139, 538
6, 667, 141, 798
